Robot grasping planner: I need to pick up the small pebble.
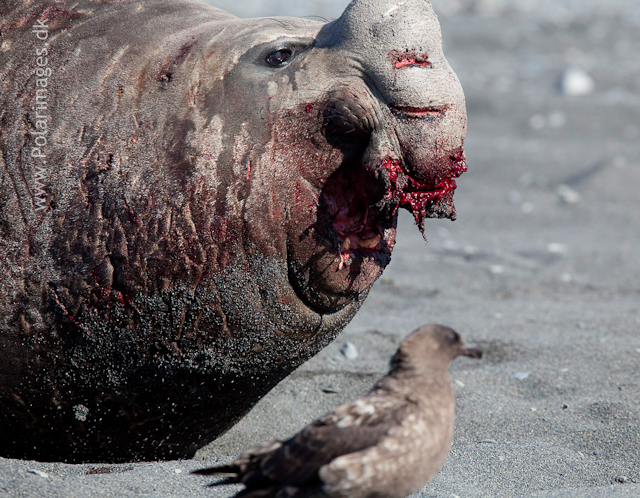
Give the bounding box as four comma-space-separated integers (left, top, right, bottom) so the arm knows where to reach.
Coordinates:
490, 265, 505, 275
322, 387, 340, 394
340, 341, 358, 360
560, 368, 570, 373
577, 322, 587, 329
559, 66, 595, 96
454, 380, 465, 388
615, 476, 628, 484
557, 184, 581, 205
562, 404, 570, 410
547, 242, 568, 254
593, 450, 604, 456
530, 407, 537, 412
174, 469, 182, 474
27, 469, 49, 478
513, 372, 531, 381
463, 245, 478, 255
479, 439, 498, 444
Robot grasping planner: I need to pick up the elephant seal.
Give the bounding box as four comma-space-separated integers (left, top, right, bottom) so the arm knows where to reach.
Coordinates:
0, 0, 467, 462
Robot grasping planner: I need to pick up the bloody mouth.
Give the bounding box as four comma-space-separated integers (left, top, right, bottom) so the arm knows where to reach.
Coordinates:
320, 159, 396, 270
320, 151, 467, 268
381, 151, 467, 237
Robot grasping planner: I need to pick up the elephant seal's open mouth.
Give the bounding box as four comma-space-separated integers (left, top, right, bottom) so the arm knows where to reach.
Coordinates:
321, 158, 396, 271
288, 147, 467, 313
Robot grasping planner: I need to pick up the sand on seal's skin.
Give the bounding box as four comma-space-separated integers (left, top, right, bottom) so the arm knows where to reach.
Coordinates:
2, 0, 640, 496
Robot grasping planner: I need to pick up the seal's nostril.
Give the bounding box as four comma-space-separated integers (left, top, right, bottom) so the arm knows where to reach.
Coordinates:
322, 99, 373, 145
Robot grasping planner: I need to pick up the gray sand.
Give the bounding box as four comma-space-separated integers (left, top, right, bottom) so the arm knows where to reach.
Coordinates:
2, 1, 639, 496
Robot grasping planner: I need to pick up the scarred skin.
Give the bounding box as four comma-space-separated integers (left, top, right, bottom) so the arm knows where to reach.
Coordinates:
0, 0, 467, 462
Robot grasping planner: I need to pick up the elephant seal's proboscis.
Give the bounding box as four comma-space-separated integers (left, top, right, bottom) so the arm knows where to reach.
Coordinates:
0, 0, 467, 461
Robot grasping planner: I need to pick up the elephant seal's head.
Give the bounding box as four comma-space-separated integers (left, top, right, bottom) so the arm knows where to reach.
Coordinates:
0, 0, 466, 461
208, 0, 466, 314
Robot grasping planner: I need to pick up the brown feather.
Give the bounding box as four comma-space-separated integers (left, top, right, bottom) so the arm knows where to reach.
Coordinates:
193, 325, 482, 498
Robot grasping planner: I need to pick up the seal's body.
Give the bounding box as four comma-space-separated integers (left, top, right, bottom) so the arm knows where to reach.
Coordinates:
0, 0, 467, 461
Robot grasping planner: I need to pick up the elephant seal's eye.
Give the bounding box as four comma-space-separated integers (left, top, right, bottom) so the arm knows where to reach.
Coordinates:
267, 48, 293, 67
449, 332, 459, 343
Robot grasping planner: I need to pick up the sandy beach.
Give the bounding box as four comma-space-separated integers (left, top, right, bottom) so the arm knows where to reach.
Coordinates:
2, 0, 639, 496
